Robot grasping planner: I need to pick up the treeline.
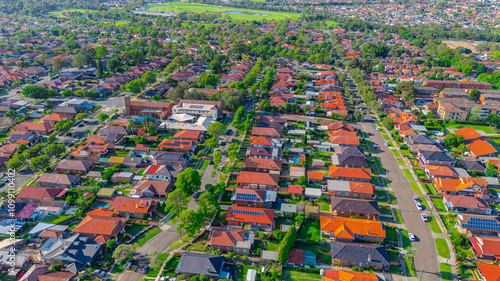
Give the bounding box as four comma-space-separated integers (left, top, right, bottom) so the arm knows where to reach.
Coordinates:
0, 0, 104, 16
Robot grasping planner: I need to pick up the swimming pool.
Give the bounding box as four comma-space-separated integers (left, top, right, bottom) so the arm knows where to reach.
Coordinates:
292, 157, 301, 164
93, 202, 111, 209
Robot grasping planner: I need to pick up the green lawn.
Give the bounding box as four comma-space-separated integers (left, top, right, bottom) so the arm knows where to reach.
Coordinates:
385, 226, 399, 241
42, 214, 74, 224
401, 229, 411, 249
146, 253, 169, 278
417, 197, 430, 210
169, 233, 195, 249
382, 177, 389, 187
382, 134, 390, 140
319, 202, 330, 212
435, 238, 450, 259
423, 183, 438, 195
395, 209, 403, 223
125, 225, 147, 236
298, 219, 321, 243
428, 215, 442, 233
447, 124, 496, 134
397, 158, 407, 166
111, 264, 125, 274
236, 264, 261, 281
410, 182, 423, 194
405, 255, 417, 277
199, 159, 209, 170
440, 263, 453, 281
49, 8, 97, 14
431, 197, 447, 212
134, 228, 161, 247
388, 191, 397, 204
391, 149, 402, 158
371, 176, 381, 186
376, 189, 388, 203
147, 2, 304, 21
403, 169, 415, 180
282, 270, 321, 281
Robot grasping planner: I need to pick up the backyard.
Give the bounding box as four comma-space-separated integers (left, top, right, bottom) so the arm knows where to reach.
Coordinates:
298, 219, 322, 243
282, 270, 321, 281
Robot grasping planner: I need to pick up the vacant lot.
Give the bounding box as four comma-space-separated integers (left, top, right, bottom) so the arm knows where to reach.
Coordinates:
147, 2, 304, 21
442, 40, 479, 53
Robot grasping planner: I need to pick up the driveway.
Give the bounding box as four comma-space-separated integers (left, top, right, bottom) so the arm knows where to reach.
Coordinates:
360, 115, 441, 281
117, 224, 181, 281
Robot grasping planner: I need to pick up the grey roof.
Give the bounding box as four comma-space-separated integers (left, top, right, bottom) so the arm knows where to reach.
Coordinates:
175, 252, 224, 276
330, 241, 390, 265
408, 134, 434, 145
334, 146, 364, 155
54, 107, 81, 114
42, 234, 103, 267
419, 150, 455, 162
461, 160, 486, 172
330, 198, 380, 215
280, 203, 297, 213
56, 159, 93, 171
98, 125, 128, 135
331, 154, 368, 168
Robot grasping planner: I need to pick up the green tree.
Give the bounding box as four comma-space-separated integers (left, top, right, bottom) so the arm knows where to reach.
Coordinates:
30, 155, 49, 171
96, 59, 103, 79
177, 209, 203, 236
112, 244, 137, 262
4, 110, 16, 119
175, 168, 201, 195
17, 144, 27, 152
197, 192, 220, 218
277, 225, 297, 264
45, 144, 65, 158
382, 117, 394, 131
165, 189, 188, 217
152, 94, 161, 101
213, 151, 222, 167
469, 89, 480, 100
210, 59, 223, 74
7, 154, 24, 170
148, 249, 162, 269
75, 113, 87, 120
468, 106, 482, 122
98, 113, 109, 123
208, 122, 225, 138
96, 45, 108, 58
487, 113, 500, 125
52, 57, 68, 72
443, 133, 466, 147
142, 71, 157, 85
297, 176, 308, 186
54, 120, 73, 132
127, 79, 144, 94
106, 239, 117, 249
22, 85, 51, 99
49, 264, 61, 271
198, 73, 220, 87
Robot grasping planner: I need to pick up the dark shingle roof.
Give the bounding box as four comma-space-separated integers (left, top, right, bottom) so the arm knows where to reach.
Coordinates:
330, 241, 390, 265
330, 198, 380, 215
461, 160, 486, 172
420, 150, 455, 162
175, 252, 224, 276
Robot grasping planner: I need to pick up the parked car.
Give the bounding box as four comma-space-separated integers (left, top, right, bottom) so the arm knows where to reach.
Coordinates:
412, 196, 418, 203
416, 202, 423, 211
419, 178, 431, 183
142, 265, 149, 274
409, 233, 416, 242
421, 213, 428, 222
124, 259, 134, 270
385, 142, 389, 146
193, 192, 203, 201
376, 127, 380, 131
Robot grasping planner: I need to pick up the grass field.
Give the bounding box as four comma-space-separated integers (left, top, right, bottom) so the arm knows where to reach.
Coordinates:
417, 197, 430, 210
395, 209, 403, 223
403, 169, 415, 180
391, 149, 402, 158
440, 263, 453, 281
423, 183, 438, 195
49, 9, 96, 14
388, 191, 397, 204
199, 159, 209, 170
397, 158, 407, 166
447, 124, 496, 134
431, 197, 447, 212
147, 2, 304, 21
282, 270, 321, 281
135, 228, 161, 247
376, 189, 388, 203
435, 238, 450, 259
410, 182, 422, 194
428, 215, 442, 233
401, 229, 411, 249
298, 219, 321, 243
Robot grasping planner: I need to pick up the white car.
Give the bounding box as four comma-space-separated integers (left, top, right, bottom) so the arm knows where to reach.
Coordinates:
376, 127, 380, 131
409, 233, 416, 242
416, 202, 423, 211
412, 196, 418, 203
421, 213, 428, 222
385, 142, 389, 146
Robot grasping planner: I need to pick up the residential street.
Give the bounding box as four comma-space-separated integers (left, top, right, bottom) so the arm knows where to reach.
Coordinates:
361, 115, 441, 281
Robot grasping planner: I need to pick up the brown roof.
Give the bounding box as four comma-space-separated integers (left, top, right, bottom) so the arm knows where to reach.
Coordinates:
243, 158, 282, 171
111, 197, 157, 214
17, 186, 65, 201
207, 227, 247, 248
133, 180, 171, 196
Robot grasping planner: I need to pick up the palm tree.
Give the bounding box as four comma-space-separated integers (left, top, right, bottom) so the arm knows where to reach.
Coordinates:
126, 119, 139, 134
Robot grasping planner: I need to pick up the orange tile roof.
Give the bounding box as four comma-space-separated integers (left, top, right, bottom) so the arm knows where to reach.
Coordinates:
288, 185, 303, 194
329, 167, 371, 180
236, 171, 279, 186
425, 165, 458, 178
320, 216, 385, 239
249, 136, 272, 146
467, 140, 498, 157
158, 139, 195, 150
349, 182, 376, 195
454, 127, 482, 141
477, 263, 500, 281
173, 130, 203, 140
324, 269, 378, 281
308, 171, 324, 180
329, 135, 360, 146
226, 206, 275, 225
73, 212, 125, 239
111, 197, 157, 214
41, 113, 66, 122
469, 236, 500, 260
207, 228, 246, 248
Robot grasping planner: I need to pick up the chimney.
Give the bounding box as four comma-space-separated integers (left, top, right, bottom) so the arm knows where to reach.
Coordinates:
207, 267, 210, 273
367, 254, 372, 263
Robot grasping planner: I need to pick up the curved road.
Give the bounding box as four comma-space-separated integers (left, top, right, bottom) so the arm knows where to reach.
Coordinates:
361, 115, 441, 281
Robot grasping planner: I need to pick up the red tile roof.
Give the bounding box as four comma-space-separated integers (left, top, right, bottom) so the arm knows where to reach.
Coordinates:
329, 167, 371, 180
288, 185, 303, 194
174, 130, 203, 140
236, 171, 279, 186
308, 171, 324, 180
469, 236, 500, 261
477, 263, 500, 281
226, 206, 275, 225
467, 140, 498, 157
251, 127, 281, 137
454, 127, 482, 141
207, 228, 246, 248
111, 197, 157, 214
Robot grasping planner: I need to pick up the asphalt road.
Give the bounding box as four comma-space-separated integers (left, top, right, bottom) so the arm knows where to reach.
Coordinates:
361, 115, 441, 281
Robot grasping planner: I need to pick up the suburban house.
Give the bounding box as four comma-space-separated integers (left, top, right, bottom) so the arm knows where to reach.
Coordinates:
251, 127, 282, 138
111, 197, 158, 219
454, 127, 482, 143
124, 96, 173, 120
331, 153, 368, 168
242, 158, 283, 173
287, 248, 317, 267
443, 195, 492, 215
324, 270, 378, 281
0, 143, 18, 157
330, 198, 380, 220
97, 126, 128, 145
41, 234, 103, 268
36, 173, 80, 188
172, 99, 222, 119
246, 146, 283, 160
150, 151, 191, 167
469, 236, 500, 261
327, 180, 376, 200
73, 208, 126, 243
236, 171, 280, 190
143, 164, 183, 181
329, 167, 372, 182
130, 180, 173, 198
206, 228, 254, 254
158, 139, 197, 152
457, 214, 500, 237
55, 159, 94, 175
226, 206, 275, 231
320, 216, 385, 242
330, 241, 390, 270
433, 177, 489, 197
425, 165, 459, 179
173, 130, 204, 144
417, 150, 456, 167
175, 253, 230, 279
17, 187, 66, 206
477, 263, 500, 281
467, 140, 499, 159
5, 131, 42, 146
231, 188, 276, 208
13, 121, 54, 135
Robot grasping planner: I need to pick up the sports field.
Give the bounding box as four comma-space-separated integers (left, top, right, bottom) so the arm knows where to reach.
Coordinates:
146, 2, 303, 21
